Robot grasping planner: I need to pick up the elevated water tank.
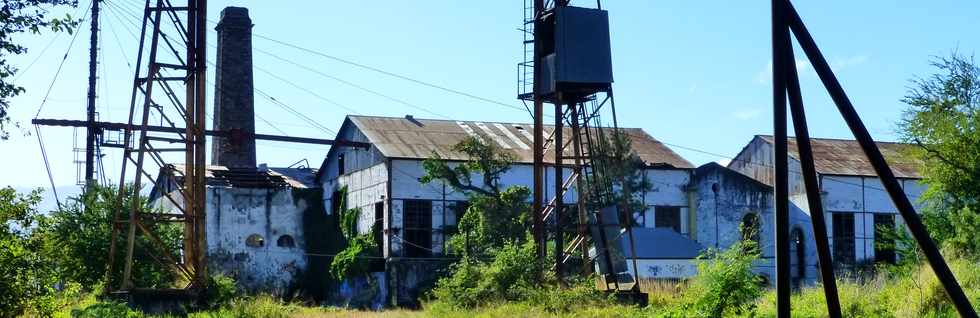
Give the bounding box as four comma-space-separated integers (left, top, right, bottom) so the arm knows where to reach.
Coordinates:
536, 6, 613, 97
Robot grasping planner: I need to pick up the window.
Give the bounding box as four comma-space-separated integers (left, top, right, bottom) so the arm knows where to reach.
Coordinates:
402, 200, 432, 257
337, 153, 345, 175
374, 202, 384, 248
874, 213, 897, 264
655, 206, 681, 233
276, 235, 295, 248
245, 234, 265, 247
832, 213, 856, 265
632, 209, 646, 228
449, 201, 470, 227
740, 213, 761, 249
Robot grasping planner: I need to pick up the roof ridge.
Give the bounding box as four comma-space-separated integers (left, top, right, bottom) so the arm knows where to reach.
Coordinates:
756, 134, 910, 145
347, 114, 647, 130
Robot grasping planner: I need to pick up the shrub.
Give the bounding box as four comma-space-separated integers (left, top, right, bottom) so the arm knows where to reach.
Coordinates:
429, 239, 540, 309
664, 239, 763, 317
203, 274, 238, 309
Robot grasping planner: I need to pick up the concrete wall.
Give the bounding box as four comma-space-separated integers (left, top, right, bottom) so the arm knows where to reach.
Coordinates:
322, 162, 388, 255
692, 164, 817, 284
626, 259, 699, 279
204, 187, 310, 293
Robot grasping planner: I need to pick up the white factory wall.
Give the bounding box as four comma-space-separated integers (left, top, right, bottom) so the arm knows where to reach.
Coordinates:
386, 159, 693, 257
821, 175, 926, 263
625, 259, 699, 279
692, 164, 817, 284
203, 187, 310, 293
321, 162, 389, 257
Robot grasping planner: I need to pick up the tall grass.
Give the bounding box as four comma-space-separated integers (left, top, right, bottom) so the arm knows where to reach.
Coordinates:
754, 257, 980, 317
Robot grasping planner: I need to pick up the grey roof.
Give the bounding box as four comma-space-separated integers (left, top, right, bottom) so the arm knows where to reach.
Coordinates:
756, 135, 922, 179
617, 227, 705, 259
347, 115, 694, 169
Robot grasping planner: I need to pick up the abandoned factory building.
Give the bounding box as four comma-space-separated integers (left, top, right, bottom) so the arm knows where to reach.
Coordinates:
146, 5, 929, 309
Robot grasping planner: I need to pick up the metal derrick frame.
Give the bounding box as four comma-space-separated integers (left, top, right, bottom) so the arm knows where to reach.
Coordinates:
105, 0, 208, 294
771, 1, 977, 317
529, 0, 643, 291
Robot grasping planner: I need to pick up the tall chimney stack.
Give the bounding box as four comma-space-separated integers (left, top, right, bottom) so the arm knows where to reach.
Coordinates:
211, 7, 256, 168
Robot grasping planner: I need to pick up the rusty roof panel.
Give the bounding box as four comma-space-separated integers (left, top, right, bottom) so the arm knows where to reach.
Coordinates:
757, 135, 922, 179
348, 115, 693, 169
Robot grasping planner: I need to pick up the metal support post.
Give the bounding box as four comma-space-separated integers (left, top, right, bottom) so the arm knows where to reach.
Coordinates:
782, 29, 843, 318
771, 0, 791, 315
784, 2, 977, 316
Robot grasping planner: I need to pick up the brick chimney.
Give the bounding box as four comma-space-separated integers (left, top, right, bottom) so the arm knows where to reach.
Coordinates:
211, 7, 256, 168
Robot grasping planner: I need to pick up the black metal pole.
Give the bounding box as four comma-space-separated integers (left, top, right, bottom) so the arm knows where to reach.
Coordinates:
786, 2, 977, 317
85, 0, 100, 187
782, 30, 843, 317
532, 0, 546, 266
555, 94, 565, 283
771, 0, 791, 316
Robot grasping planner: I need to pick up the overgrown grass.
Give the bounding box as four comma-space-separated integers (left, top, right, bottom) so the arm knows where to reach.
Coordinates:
33, 257, 980, 318
753, 257, 980, 317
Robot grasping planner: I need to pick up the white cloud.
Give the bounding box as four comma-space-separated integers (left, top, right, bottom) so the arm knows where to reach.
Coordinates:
732, 108, 762, 120
716, 158, 732, 166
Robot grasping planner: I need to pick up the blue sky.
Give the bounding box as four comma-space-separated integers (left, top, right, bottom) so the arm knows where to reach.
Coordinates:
2, 0, 978, 195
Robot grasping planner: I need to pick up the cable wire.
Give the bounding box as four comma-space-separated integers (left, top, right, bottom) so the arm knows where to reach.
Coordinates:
33, 0, 92, 118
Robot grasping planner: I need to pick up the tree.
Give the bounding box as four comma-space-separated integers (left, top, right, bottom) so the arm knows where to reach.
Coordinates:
35, 183, 183, 289
583, 130, 652, 225
899, 53, 980, 256
421, 136, 530, 258
0, 0, 78, 139
0, 187, 74, 317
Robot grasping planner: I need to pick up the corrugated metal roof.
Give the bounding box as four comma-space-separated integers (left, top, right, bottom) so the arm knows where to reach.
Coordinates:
757, 135, 922, 178
348, 115, 694, 169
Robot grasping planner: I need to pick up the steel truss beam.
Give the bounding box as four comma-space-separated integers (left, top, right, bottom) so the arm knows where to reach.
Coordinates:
102, 0, 209, 295
772, 1, 977, 317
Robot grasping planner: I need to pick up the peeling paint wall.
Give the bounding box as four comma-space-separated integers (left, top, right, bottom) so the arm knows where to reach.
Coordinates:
205, 187, 309, 293
693, 164, 818, 284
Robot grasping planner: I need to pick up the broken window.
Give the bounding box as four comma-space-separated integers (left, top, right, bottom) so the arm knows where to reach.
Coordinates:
655, 206, 681, 233
246, 234, 265, 247
740, 213, 761, 252
832, 213, 856, 265
402, 200, 432, 257
277, 235, 295, 248
874, 213, 896, 264
331, 190, 343, 215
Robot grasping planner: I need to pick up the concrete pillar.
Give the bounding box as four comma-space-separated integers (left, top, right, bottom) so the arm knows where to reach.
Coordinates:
211, 7, 256, 168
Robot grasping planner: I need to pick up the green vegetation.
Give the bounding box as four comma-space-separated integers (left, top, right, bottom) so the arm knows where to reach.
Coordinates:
421, 136, 531, 258
329, 185, 380, 282
899, 53, 980, 258
0, 0, 78, 139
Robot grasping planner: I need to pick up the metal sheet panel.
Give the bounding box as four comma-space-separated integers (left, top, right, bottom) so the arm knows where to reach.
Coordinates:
348, 115, 694, 169
756, 135, 922, 179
